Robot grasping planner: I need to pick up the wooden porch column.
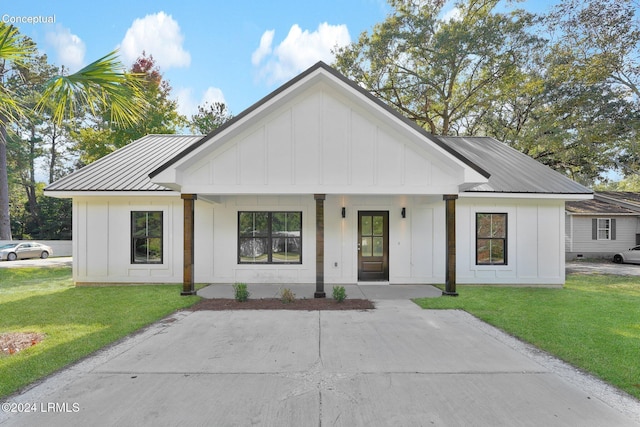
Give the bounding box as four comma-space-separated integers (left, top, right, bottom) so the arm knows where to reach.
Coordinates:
181, 194, 197, 296
314, 194, 326, 298
443, 195, 459, 296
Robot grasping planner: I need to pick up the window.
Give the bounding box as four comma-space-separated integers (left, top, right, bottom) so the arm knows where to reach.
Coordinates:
238, 212, 302, 264
476, 213, 507, 265
597, 218, 611, 240
131, 211, 163, 264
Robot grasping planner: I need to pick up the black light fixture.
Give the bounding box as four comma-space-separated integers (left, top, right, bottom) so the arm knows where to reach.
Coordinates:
341, 207, 346, 218
401, 207, 406, 218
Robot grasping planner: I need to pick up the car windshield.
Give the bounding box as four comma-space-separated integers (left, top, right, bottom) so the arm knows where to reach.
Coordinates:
0, 244, 17, 250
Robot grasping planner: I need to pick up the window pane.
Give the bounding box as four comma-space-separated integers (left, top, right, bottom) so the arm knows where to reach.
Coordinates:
491, 215, 506, 238
373, 237, 383, 257
489, 240, 505, 264
239, 237, 268, 262
239, 212, 268, 237
362, 216, 372, 235
373, 216, 384, 236
477, 214, 492, 238
147, 213, 163, 236
477, 239, 491, 264
362, 237, 372, 257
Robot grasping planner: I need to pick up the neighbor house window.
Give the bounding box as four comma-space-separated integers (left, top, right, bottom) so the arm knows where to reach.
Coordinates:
238, 212, 302, 264
131, 211, 163, 264
476, 213, 507, 265
597, 218, 611, 240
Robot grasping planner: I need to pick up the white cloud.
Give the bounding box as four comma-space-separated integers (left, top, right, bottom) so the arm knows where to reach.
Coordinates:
175, 86, 226, 118
252, 30, 274, 66
252, 22, 351, 85
120, 11, 191, 69
441, 6, 462, 22
45, 25, 86, 72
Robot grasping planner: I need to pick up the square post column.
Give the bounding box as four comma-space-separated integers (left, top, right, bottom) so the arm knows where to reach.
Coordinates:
181, 194, 197, 296
314, 194, 326, 298
443, 194, 458, 296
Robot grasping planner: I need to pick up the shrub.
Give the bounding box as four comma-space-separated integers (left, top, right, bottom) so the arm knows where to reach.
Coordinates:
280, 288, 295, 304
332, 286, 347, 303
233, 283, 250, 302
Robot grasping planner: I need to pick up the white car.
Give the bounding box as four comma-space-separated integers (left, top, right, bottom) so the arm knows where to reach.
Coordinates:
0, 242, 53, 261
612, 246, 640, 264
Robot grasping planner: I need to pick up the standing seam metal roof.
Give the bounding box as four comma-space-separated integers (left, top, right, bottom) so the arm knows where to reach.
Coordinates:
45, 135, 203, 192
438, 136, 593, 194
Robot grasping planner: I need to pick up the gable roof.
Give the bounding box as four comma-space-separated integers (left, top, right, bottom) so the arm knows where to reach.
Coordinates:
440, 136, 592, 195
566, 192, 640, 215
150, 61, 490, 181
45, 135, 202, 192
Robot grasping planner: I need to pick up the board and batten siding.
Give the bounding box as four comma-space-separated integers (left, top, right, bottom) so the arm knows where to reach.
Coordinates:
73, 196, 183, 284
457, 198, 566, 285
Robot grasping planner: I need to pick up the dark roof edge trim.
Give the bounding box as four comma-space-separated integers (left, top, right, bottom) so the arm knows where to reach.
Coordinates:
149, 61, 491, 180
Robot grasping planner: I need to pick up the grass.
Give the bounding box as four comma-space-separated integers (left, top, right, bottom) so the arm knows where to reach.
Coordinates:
0, 267, 200, 398
414, 274, 640, 400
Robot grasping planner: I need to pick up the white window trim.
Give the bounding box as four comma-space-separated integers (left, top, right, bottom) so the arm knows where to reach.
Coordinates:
597, 218, 611, 241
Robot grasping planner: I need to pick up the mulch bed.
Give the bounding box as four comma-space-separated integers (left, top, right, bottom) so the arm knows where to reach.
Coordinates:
0, 332, 45, 356
187, 298, 375, 311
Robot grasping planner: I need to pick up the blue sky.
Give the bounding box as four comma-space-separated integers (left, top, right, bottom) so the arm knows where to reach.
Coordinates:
2, 0, 558, 120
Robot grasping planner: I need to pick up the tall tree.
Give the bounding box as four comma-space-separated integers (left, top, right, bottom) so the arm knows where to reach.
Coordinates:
333, 0, 542, 135
546, 0, 640, 180
72, 53, 185, 165
0, 23, 146, 240
188, 101, 233, 134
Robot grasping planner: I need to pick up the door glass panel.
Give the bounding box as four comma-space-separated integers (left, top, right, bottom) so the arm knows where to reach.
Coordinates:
362, 216, 372, 235
373, 216, 383, 235
373, 237, 383, 257
361, 237, 372, 257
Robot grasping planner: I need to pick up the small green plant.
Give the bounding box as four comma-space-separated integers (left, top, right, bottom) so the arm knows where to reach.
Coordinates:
233, 283, 250, 302
332, 286, 347, 303
280, 288, 295, 304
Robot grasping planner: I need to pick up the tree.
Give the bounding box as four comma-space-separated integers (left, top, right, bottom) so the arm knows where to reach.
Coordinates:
0, 23, 146, 240
546, 0, 640, 179
333, 0, 542, 135
188, 101, 233, 134
72, 53, 184, 165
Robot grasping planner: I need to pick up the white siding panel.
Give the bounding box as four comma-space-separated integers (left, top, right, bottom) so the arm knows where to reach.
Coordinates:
293, 94, 321, 185
266, 110, 293, 185
211, 145, 237, 186
322, 94, 350, 186
239, 128, 266, 185
350, 112, 375, 187
377, 129, 403, 186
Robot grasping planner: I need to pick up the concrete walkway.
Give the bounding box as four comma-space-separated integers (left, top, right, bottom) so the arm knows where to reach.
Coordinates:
1, 290, 639, 426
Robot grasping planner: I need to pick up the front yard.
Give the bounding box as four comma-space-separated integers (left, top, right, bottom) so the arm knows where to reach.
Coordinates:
414, 274, 640, 400
0, 267, 200, 398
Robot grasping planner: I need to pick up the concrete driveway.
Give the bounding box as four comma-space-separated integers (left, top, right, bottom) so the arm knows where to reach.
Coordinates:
1, 298, 639, 426
0, 257, 72, 268
566, 259, 640, 276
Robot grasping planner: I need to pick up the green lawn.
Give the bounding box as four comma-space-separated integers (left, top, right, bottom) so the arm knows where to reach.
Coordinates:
414, 274, 640, 400
0, 267, 200, 398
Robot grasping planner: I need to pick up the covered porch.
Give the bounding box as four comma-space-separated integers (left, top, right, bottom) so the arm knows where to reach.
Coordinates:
179, 192, 460, 297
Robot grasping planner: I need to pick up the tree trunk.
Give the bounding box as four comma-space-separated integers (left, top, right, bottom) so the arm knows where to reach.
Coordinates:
0, 119, 12, 240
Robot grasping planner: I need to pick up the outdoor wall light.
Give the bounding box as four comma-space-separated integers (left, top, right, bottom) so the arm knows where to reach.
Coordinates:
341, 207, 346, 218
401, 207, 406, 218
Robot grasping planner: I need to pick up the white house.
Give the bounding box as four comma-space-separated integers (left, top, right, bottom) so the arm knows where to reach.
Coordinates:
45, 62, 592, 295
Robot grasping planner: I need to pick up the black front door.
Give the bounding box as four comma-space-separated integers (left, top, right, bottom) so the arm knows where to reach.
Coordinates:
358, 211, 389, 281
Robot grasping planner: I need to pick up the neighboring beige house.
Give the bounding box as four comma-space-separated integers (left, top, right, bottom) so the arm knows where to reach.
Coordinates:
45, 62, 592, 294
566, 192, 640, 260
